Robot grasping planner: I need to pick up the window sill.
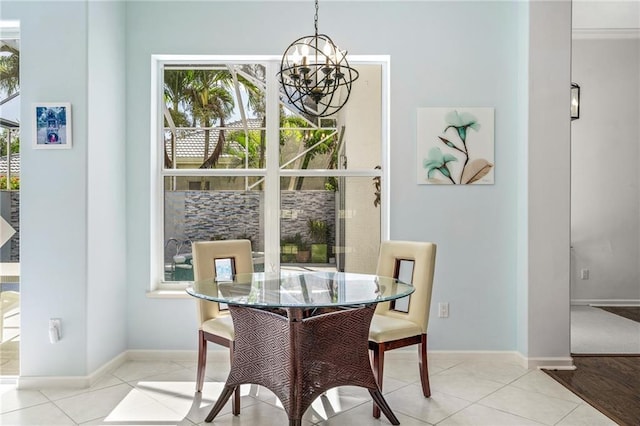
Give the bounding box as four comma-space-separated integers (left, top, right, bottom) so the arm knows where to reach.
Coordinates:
146, 285, 191, 299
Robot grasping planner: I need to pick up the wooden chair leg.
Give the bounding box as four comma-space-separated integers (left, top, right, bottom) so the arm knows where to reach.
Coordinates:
370, 342, 385, 419
419, 334, 431, 397
196, 330, 207, 392
230, 341, 240, 415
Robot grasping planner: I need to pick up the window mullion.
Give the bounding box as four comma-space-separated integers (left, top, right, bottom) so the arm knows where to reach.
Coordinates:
264, 61, 281, 273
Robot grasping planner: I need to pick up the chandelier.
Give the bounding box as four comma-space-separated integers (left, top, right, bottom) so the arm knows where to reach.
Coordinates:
278, 0, 359, 118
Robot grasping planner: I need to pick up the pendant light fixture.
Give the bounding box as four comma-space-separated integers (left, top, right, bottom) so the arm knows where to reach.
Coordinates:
278, 0, 359, 118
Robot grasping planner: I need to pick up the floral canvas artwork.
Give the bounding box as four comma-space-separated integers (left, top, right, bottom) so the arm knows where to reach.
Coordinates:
417, 107, 494, 185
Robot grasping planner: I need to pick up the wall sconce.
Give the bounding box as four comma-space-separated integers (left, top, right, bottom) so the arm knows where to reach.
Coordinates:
571, 83, 580, 120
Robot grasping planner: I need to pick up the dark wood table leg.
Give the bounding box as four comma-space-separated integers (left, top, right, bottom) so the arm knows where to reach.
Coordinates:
369, 389, 400, 425
204, 385, 237, 422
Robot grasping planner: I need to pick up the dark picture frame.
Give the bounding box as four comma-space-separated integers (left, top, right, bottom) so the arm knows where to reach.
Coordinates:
214, 257, 236, 282
391, 258, 414, 313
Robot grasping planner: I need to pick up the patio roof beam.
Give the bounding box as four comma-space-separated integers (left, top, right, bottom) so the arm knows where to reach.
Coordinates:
248, 130, 338, 190
0, 118, 19, 129
0, 91, 19, 107
227, 64, 251, 186
234, 68, 319, 129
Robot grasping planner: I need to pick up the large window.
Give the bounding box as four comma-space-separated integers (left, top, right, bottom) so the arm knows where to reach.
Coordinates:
151, 56, 388, 288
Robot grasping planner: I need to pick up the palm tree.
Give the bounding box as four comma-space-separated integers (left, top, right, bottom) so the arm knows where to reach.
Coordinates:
163, 65, 266, 179
185, 69, 235, 169
164, 70, 191, 168
236, 66, 266, 168
0, 44, 19, 96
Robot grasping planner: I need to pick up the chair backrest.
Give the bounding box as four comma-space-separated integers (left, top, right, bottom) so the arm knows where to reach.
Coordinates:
192, 239, 254, 324
375, 240, 436, 333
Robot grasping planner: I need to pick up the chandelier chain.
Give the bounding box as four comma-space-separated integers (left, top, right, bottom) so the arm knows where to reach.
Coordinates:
314, 0, 319, 35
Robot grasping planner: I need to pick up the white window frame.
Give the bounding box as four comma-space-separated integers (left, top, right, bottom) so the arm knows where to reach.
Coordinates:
148, 54, 390, 294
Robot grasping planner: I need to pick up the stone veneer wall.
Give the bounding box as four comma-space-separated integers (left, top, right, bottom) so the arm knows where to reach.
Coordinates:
164, 190, 335, 261
0, 191, 20, 262
280, 190, 335, 249
10, 192, 19, 261
184, 191, 262, 244
2, 190, 335, 264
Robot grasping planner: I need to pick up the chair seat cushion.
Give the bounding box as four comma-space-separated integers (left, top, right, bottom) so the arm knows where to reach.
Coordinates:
202, 315, 235, 341
369, 313, 422, 343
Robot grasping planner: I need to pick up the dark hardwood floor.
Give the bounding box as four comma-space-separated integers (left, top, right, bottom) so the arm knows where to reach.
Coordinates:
545, 355, 640, 426
595, 306, 640, 323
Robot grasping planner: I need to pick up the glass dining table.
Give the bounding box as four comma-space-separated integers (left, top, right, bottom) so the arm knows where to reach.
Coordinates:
187, 270, 414, 426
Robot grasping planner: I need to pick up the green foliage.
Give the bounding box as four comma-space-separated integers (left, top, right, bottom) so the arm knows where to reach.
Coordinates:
226, 129, 262, 168
0, 130, 19, 156
292, 233, 310, 251
163, 68, 266, 170
307, 219, 329, 244
325, 178, 338, 191
280, 115, 339, 190
0, 175, 19, 190
0, 45, 19, 95
281, 234, 296, 244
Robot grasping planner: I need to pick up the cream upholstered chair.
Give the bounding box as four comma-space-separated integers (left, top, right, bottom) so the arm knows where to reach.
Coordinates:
368, 240, 437, 418
191, 239, 253, 414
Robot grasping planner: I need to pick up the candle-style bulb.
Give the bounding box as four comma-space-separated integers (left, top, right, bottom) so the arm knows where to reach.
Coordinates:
300, 43, 310, 58
291, 47, 301, 65
322, 41, 334, 64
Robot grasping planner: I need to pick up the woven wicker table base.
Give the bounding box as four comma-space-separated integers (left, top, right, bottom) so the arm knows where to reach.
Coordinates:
204, 304, 400, 425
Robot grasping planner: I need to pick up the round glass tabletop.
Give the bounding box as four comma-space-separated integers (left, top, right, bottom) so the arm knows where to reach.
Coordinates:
187, 271, 414, 309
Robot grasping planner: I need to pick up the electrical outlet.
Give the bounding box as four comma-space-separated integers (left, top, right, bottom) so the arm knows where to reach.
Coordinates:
438, 302, 449, 318
49, 318, 61, 343
580, 269, 589, 280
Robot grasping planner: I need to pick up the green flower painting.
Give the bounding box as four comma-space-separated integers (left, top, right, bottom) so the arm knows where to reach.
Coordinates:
417, 108, 494, 185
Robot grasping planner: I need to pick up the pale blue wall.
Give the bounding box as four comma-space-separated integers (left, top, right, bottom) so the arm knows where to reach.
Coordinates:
3, 1, 91, 377
2, 1, 127, 376
3, 0, 571, 378
86, 1, 127, 374
516, 0, 530, 357
125, 1, 527, 351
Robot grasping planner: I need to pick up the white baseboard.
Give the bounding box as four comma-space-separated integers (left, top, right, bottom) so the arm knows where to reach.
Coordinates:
17, 351, 197, 390
126, 349, 197, 362
18, 351, 129, 390
524, 357, 576, 370
572, 299, 640, 307
15, 348, 575, 389
396, 350, 571, 370
427, 350, 522, 363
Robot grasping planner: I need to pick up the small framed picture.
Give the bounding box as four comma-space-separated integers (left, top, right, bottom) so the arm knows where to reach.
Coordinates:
33, 103, 72, 149
214, 257, 235, 282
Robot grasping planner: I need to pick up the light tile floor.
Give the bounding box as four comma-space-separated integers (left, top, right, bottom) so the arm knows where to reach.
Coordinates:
0, 351, 616, 425
571, 305, 640, 354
